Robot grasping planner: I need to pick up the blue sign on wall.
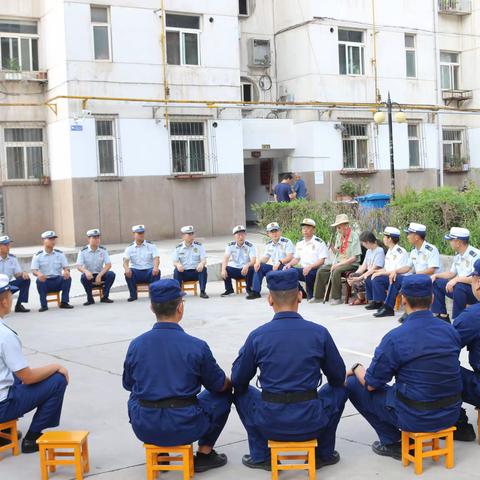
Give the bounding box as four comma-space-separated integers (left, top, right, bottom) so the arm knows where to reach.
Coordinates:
71, 124, 83, 131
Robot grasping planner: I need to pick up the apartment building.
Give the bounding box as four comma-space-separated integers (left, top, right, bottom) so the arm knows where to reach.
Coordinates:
0, 0, 479, 244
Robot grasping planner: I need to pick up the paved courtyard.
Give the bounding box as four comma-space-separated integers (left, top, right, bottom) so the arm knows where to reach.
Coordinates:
2, 238, 480, 479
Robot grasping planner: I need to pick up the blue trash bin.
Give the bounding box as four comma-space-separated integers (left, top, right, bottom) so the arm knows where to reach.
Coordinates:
355, 194, 391, 212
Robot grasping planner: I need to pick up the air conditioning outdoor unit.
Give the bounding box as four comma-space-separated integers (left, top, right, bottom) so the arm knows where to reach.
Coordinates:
248, 39, 271, 67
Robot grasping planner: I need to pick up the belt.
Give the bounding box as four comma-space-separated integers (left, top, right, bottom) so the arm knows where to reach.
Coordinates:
138, 396, 198, 409
396, 391, 461, 411
261, 390, 317, 404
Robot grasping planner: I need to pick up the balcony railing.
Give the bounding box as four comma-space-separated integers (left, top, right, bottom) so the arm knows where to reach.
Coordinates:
438, 0, 471, 15
442, 89, 472, 106
0, 70, 48, 83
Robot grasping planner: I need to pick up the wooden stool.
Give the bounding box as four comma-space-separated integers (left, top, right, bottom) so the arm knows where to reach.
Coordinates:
37, 431, 90, 480
401, 427, 456, 475
91, 283, 104, 298
144, 443, 193, 480
476, 408, 480, 444
235, 278, 247, 294
268, 439, 317, 480
181, 281, 198, 296
395, 294, 402, 310
46, 291, 61, 307
0, 419, 19, 460
136, 283, 150, 295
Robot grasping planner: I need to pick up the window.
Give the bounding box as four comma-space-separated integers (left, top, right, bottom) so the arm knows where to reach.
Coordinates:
4, 127, 44, 180
170, 122, 206, 173
342, 123, 369, 169
408, 123, 421, 168
95, 118, 117, 175
338, 29, 365, 75
91, 6, 111, 61
241, 83, 253, 102
0, 19, 38, 71
443, 128, 466, 169
440, 51, 459, 90
405, 34, 416, 78
239, 0, 249, 16
166, 14, 200, 66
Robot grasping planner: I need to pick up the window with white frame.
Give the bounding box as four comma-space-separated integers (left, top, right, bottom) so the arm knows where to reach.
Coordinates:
95, 118, 118, 175
0, 19, 39, 71
4, 127, 44, 180
166, 14, 200, 66
408, 123, 421, 168
405, 34, 416, 78
338, 29, 365, 76
170, 121, 207, 173
91, 6, 111, 61
342, 123, 369, 169
440, 51, 459, 90
239, 0, 249, 16
442, 128, 466, 169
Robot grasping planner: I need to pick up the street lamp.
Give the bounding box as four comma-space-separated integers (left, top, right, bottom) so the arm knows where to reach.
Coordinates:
373, 91, 406, 200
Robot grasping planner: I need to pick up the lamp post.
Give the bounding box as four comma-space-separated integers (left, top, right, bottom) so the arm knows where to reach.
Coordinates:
373, 92, 406, 200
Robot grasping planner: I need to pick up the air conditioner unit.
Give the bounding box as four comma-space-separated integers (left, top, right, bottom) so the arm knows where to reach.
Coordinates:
248, 39, 271, 67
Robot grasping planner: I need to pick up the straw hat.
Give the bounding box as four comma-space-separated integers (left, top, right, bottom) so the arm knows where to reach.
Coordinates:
330, 214, 350, 227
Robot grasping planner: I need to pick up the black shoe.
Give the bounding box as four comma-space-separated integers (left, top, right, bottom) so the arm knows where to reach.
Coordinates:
246, 292, 261, 300
241, 454, 271, 471
220, 290, 235, 297
83, 299, 95, 306
100, 297, 114, 303
246, 288, 252, 294
454, 409, 476, 441
127, 297, 137, 302
434, 313, 451, 324
21, 438, 39, 454
0, 429, 22, 446
398, 313, 408, 324
59, 302, 74, 309
194, 450, 228, 473
371, 440, 402, 460
365, 301, 383, 311
373, 306, 395, 318
200, 291, 209, 299
315, 450, 340, 469
300, 290, 308, 299
15, 304, 30, 313
39, 306, 48, 312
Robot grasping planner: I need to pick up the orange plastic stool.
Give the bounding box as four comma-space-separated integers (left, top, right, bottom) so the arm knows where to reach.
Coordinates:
0, 419, 19, 460
37, 431, 89, 480
395, 294, 402, 310
401, 427, 455, 475
476, 408, 480, 444
46, 291, 61, 306
235, 278, 247, 294
144, 443, 194, 480
181, 281, 198, 296
268, 439, 317, 480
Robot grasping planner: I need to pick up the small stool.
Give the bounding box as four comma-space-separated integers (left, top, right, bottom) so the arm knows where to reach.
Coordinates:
268, 439, 317, 480
235, 278, 247, 294
395, 294, 402, 310
37, 431, 89, 480
46, 291, 61, 307
136, 283, 150, 295
476, 408, 480, 444
91, 283, 104, 298
181, 281, 198, 296
401, 426, 456, 475
144, 443, 193, 480
0, 419, 19, 460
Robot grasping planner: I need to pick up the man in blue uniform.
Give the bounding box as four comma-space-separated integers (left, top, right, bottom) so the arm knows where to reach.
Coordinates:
31, 231, 74, 312
273, 174, 295, 203
0, 235, 30, 313
220, 225, 257, 296
0, 274, 68, 453
451, 257, 480, 441
76, 229, 116, 305
122, 279, 232, 472
173, 226, 209, 299
232, 269, 347, 470
123, 225, 160, 302
347, 275, 462, 460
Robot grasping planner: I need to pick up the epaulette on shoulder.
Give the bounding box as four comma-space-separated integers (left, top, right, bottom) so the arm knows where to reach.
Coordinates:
267, 240, 273, 244
396, 246, 403, 253
53, 248, 63, 253
145, 240, 152, 244
81, 246, 88, 251
193, 240, 202, 246
245, 240, 253, 247
176, 242, 183, 248
8, 253, 16, 258
228, 241, 236, 246
280, 237, 288, 243
129, 242, 135, 246
469, 250, 478, 258
314, 236, 322, 243
99, 245, 106, 250
36, 250, 43, 255
424, 244, 433, 252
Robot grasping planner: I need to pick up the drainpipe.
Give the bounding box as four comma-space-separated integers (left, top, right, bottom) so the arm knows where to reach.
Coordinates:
371, 0, 380, 102
433, 0, 444, 187
160, 0, 169, 127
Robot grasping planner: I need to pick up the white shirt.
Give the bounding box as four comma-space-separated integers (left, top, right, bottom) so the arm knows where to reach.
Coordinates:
173, 241, 207, 270
362, 246, 385, 269
263, 237, 295, 265
294, 236, 328, 267
225, 241, 257, 269
0, 254, 22, 280
450, 245, 480, 277
0, 320, 27, 402
31, 249, 68, 277
408, 241, 441, 273
76, 245, 111, 274
124, 241, 159, 270
384, 245, 409, 272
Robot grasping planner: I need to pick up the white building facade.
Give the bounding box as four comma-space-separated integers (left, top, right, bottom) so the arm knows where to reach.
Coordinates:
0, 0, 479, 245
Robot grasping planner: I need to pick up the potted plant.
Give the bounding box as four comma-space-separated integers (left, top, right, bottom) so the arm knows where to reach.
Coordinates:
336, 179, 357, 201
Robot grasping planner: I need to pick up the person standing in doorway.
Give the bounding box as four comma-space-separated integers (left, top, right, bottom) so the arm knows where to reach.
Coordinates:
273, 174, 296, 202
293, 173, 308, 199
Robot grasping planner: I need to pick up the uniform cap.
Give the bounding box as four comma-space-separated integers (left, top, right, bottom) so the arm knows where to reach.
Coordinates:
400, 274, 433, 297
469, 258, 480, 277
181, 225, 195, 234
267, 269, 299, 291
87, 228, 101, 237
444, 227, 470, 241
41, 230, 57, 239
301, 218, 316, 227
381, 226, 401, 238
0, 235, 11, 245
266, 222, 280, 232
404, 223, 426, 234
233, 225, 246, 235
0, 274, 18, 294
132, 225, 145, 233
331, 214, 350, 227
149, 279, 186, 303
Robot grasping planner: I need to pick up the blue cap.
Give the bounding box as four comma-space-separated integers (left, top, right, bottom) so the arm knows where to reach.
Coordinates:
400, 274, 433, 297
266, 269, 298, 291
149, 279, 186, 303
0, 274, 18, 294
469, 259, 480, 277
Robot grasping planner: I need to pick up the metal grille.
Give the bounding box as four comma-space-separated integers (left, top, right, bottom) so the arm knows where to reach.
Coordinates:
342, 123, 369, 169
4, 127, 44, 180
170, 121, 210, 174
95, 118, 117, 175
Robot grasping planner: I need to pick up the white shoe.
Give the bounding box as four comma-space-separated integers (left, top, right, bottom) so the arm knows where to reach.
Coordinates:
329, 298, 342, 305
308, 298, 321, 304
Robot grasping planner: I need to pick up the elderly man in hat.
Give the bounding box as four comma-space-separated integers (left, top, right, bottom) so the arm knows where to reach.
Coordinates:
374, 223, 440, 321
0, 274, 69, 453
431, 227, 480, 322
123, 279, 232, 472
310, 214, 361, 305
173, 226, 209, 298
123, 225, 160, 302
346, 274, 462, 460
284, 218, 328, 300
31, 231, 73, 312
0, 235, 30, 313
246, 222, 294, 300
76, 229, 116, 306
221, 226, 257, 297
233, 269, 347, 470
